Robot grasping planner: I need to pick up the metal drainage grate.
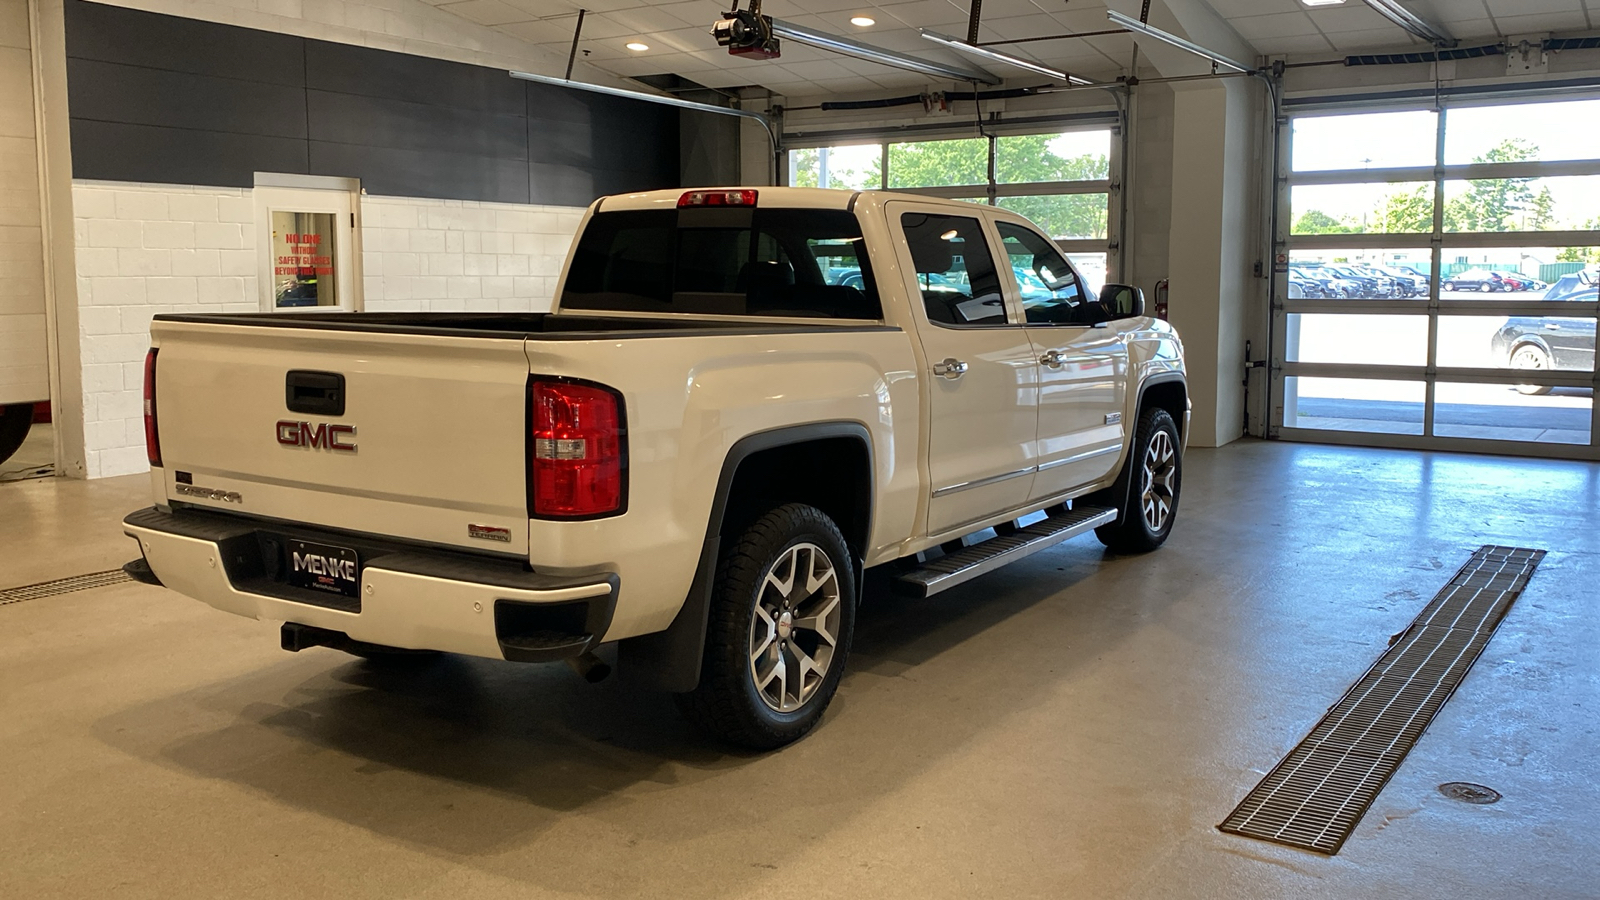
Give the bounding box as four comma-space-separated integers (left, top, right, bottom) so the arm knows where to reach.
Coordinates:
0, 569, 133, 607
1219, 545, 1545, 854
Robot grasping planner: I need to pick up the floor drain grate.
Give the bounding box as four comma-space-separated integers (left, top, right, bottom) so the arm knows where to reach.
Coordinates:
1218, 545, 1544, 854
0, 569, 134, 606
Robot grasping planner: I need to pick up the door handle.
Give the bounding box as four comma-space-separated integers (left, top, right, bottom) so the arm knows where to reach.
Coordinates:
1545, 323, 1562, 330
933, 358, 969, 380
1040, 350, 1067, 368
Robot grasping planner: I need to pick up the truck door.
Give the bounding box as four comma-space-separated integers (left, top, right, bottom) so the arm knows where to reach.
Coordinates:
993, 220, 1128, 501
889, 203, 1039, 536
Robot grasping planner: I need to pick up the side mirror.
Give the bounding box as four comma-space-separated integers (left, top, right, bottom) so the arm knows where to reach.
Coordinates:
1100, 283, 1145, 319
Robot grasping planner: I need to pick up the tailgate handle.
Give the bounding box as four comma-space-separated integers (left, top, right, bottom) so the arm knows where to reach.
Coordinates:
286, 370, 346, 416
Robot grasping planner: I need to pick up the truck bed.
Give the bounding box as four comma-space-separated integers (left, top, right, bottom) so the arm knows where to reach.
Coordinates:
155, 312, 898, 340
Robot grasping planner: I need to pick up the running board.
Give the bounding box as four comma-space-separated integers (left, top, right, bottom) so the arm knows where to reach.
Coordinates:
892, 504, 1117, 599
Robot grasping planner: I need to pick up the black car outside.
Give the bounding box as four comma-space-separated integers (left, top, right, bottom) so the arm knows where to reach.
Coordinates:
1323, 265, 1391, 299
1489, 279, 1596, 394
1443, 268, 1506, 292
1374, 266, 1426, 297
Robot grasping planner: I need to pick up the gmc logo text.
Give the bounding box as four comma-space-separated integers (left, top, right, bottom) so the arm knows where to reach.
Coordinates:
277, 420, 357, 452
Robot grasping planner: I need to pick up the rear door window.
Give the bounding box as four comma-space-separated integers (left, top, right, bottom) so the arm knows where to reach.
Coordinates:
899, 212, 1007, 326
560, 208, 881, 319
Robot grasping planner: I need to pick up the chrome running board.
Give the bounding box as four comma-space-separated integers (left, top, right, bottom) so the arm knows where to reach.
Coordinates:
892, 504, 1117, 599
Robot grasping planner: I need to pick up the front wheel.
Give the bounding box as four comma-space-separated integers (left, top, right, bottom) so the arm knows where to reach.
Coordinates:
1096, 407, 1182, 553
675, 503, 856, 749
1510, 344, 1554, 395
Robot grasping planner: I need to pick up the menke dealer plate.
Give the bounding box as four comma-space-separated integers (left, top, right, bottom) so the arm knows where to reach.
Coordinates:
286, 539, 360, 598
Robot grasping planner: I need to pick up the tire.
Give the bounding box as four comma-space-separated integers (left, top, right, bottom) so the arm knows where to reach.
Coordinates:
1095, 407, 1182, 554
675, 503, 856, 749
1510, 344, 1554, 396
1443, 282, 1455, 292
0, 403, 34, 466
1481, 283, 1494, 293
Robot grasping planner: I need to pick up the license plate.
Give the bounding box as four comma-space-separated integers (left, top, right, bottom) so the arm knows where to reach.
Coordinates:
285, 539, 360, 598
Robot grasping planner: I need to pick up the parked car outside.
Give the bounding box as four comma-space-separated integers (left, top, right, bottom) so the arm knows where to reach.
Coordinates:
1374, 266, 1426, 297
1443, 268, 1507, 292
1490, 292, 1597, 394
1492, 271, 1544, 292
1323, 264, 1393, 298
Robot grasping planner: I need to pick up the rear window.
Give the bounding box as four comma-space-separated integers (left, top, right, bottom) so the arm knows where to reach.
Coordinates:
559, 207, 882, 320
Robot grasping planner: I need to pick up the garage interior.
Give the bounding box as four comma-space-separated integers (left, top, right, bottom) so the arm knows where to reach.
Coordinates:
3, 0, 1598, 897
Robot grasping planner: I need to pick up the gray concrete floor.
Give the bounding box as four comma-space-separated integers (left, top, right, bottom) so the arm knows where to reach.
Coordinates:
1, 440, 1596, 899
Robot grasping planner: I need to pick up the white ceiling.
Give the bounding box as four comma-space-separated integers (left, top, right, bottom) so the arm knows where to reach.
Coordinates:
423, 0, 1600, 97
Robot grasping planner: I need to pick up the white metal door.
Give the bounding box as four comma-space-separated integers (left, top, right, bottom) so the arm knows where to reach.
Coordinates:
254, 185, 358, 313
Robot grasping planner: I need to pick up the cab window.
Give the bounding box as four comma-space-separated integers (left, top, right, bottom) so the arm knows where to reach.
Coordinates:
900, 213, 1007, 326
996, 221, 1102, 326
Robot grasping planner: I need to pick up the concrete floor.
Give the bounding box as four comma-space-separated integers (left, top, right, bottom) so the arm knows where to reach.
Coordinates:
1, 440, 1596, 899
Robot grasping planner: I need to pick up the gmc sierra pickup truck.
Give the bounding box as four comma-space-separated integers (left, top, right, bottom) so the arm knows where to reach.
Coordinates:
124, 187, 1188, 748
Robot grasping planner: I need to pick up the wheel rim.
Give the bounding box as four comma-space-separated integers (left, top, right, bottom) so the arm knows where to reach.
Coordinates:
1511, 345, 1549, 392
747, 542, 842, 713
1139, 430, 1178, 533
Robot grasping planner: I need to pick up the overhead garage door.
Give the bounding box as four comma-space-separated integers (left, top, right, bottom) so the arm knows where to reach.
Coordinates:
1269, 94, 1600, 460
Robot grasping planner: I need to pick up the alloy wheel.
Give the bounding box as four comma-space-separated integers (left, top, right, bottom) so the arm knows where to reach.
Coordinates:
747, 543, 843, 713
1140, 430, 1178, 533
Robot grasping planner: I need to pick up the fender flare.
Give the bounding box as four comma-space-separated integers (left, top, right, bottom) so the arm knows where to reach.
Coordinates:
619, 421, 874, 692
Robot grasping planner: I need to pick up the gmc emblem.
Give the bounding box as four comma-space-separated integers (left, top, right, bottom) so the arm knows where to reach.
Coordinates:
277, 420, 357, 452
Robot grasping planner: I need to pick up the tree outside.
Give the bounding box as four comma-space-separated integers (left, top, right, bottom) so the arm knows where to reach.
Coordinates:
1294, 138, 1574, 236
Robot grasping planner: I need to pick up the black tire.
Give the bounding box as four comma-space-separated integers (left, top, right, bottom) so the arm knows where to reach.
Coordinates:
1095, 406, 1182, 554
0, 403, 33, 466
675, 503, 856, 750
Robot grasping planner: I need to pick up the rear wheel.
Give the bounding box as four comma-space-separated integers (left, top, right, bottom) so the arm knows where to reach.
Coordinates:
0, 403, 33, 466
1096, 407, 1182, 554
1510, 344, 1554, 395
675, 503, 855, 749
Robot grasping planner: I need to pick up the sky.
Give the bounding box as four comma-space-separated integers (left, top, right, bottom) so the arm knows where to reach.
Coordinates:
1290, 97, 1600, 228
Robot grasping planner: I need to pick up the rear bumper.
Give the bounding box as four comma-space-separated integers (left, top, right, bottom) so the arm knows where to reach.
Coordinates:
123, 507, 618, 662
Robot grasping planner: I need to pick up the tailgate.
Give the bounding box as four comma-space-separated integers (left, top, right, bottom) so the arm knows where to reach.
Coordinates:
151, 320, 532, 555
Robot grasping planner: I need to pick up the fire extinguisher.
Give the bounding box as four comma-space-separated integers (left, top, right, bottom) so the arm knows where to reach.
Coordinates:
1154, 279, 1170, 321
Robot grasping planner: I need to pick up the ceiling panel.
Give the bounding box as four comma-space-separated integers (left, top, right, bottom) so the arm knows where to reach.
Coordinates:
431, 0, 1600, 101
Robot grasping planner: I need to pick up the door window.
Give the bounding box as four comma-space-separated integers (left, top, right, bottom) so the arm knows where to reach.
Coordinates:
996, 221, 1102, 326
899, 213, 1007, 326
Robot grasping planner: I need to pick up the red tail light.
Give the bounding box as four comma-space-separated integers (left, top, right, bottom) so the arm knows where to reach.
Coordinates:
143, 348, 161, 467
529, 379, 625, 518
678, 189, 757, 208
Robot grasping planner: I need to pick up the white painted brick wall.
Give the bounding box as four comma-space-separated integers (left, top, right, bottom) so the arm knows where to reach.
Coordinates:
359, 195, 582, 313
74, 180, 585, 478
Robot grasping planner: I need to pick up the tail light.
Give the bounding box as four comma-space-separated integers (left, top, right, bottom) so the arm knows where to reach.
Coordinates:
678, 190, 757, 208
529, 379, 625, 518
143, 348, 161, 467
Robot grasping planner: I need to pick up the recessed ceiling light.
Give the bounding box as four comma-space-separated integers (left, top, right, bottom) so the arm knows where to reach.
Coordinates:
1301, 0, 1346, 6
626, 41, 650, 51
849, 16, 875, 27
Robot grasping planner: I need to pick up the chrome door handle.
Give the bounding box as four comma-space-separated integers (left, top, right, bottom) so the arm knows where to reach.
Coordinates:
933, 358, 969, 380
1545, 323, 1562, 329
1040, 350, 1067, 368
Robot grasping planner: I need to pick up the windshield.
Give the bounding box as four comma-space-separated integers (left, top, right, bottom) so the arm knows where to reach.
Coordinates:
560, 207, 882, 320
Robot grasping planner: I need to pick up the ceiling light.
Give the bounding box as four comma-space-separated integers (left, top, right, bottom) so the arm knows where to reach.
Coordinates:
509, 69, 777, 152
626, 41, 649, 51
769, 18, 1000, 84
921, 29, 1094, 85
1106, 9, 1253, 74
1301, 0, 1345, 6
849, 16, 875, 27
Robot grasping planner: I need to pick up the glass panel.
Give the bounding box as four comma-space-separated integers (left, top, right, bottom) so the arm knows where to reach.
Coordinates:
1445, 99, 1600, 166
787, 144, 879, 190
1283, 377, 1425, 434
1443, 175, 1600, 232
995, 130, 1111, 183
995, 194, 1108, 240
1433, 382, 1592, 445
1286, 314, 1428, 366
1441, 246, 1595, 299
886, 138, 987, 188
996, 221, 1100, 326
1439, 313, 1597, 373
1288, 249, 1434, 301
1290, 182, 1434, 235
900, 212, 1007, 326
1067, 252, 1108, 294
271, 211, 338, 308
1291, 110, 1438, 172
560, 208, 882, 319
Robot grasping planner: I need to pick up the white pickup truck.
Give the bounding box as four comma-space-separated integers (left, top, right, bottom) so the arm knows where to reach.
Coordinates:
124, 187, 1187, 748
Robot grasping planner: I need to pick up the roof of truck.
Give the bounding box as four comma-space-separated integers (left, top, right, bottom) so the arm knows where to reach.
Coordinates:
593, 187, 1012, 216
